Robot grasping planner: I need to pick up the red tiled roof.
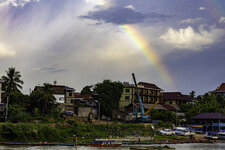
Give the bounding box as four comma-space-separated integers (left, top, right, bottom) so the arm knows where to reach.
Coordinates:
34, 85, 74, 94
138, 82, 162, 90
74, 92, 93, 99
163, 92, 191, 101
215, 83, 225, 92
160, 104, 177, 111
131, 103, 178, 111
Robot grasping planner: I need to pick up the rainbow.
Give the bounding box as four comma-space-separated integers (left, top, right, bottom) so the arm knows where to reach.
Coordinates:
86, 0, 175, 87
120, 24, 174, 87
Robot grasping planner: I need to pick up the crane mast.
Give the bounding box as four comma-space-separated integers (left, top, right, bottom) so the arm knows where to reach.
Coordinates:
132, 73, 145, 116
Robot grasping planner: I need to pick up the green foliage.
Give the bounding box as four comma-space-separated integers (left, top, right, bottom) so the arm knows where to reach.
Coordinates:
67, 119, 78, 126
0, 123, 35, 141
154, 120, 172, 128
1, 67, 24, 94
155, 134, 186, 141
189, 91, 196, 99
180, 93, 225, 123
32, 107, 41, 119
37, 126, 64, 142
151, 110, 176, 124
0, 121, 156, 143
8, 91, 30, 107
94, 80, 123, 117
108, 123, 154, 137
8, 104, 31, 123
29, 83, 56, 114
81, 85, 93, 95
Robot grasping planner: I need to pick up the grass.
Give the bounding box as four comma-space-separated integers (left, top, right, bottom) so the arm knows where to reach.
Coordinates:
0, 121, 155, 143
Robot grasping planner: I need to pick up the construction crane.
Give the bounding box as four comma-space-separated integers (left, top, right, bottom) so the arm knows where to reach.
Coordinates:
145, 100, 159, 116
132, 73, 150, 122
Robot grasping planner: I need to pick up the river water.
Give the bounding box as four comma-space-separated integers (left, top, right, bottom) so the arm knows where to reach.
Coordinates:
0, 143, 224, 150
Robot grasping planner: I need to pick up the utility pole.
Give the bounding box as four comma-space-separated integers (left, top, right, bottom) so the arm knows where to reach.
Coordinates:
5, 96, 9, 122
98, 101, 100, 120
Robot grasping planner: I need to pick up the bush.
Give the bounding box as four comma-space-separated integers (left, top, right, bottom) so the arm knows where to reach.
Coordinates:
8, 104, 31, 123
0, 123, 35, 141
151, 110, 176, 124
37, 126, 64, 142
154, 120, 172, 128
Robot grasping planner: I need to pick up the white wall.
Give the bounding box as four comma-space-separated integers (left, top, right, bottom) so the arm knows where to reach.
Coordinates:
53, 94, 65, 103
78, 107, 97, 118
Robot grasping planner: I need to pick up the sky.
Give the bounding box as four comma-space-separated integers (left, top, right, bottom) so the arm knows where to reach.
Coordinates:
0, 0, 225, 95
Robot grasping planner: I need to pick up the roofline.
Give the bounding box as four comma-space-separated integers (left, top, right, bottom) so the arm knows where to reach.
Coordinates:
34, 84, 75, 91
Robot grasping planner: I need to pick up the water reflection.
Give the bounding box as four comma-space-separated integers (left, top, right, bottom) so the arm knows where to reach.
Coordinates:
0, 143, 224, 150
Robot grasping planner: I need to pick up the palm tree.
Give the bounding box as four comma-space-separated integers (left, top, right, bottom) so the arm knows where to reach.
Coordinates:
189, 91, 196, 99
1, 67, 24, 94
30, 83, 56, 113
41, 83, 56, 113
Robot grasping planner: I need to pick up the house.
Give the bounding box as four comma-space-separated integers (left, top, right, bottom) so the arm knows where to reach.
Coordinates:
119, 82, 162, 111
73, 92, 98, 118
126, 103, 177, 113
34, 84, 75, 112
191, 112, 225, 134
162, 92, 192, 110
214, 83, 225, 97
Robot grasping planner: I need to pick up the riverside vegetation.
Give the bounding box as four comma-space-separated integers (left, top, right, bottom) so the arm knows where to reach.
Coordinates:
0, 121, 156, 143
0, 67, 225, 143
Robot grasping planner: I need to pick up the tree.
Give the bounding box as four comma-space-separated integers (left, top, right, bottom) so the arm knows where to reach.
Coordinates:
151, 110, 176, 124
180, 93, 225, 123
8, 91, 30, 106
81, 85, 93, 95
1, 67, 24, 94
189, 91, 196, 99
93, 80, 123, 117
30, 83, 56, 114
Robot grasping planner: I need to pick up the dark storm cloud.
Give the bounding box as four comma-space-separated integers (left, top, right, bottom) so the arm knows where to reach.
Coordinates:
164, 42, 225, 95
80, 7, 169, 25
36, 66, 68, 74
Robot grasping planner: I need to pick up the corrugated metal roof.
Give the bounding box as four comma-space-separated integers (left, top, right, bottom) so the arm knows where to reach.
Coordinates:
215, 83, 225, 92
193, 112, 225, 120
163, 92, 192, 101
138, 82, 162, 90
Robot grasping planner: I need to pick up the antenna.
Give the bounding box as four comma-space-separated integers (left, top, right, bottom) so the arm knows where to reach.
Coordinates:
54, 80, 57, 85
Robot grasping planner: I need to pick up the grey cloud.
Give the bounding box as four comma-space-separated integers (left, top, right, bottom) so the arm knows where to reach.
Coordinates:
34, 66, 68, 73
80, 7, 169, 25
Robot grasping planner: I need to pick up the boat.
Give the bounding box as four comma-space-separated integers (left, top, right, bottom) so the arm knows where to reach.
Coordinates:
204, 133, 218, 140
86, 139, 122, 147
217, 131, 225, 140
86, 141, 121, 147
0, 142, 75, 146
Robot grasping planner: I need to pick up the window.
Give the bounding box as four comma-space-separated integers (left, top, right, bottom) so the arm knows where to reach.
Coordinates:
169, 101, 173, 104
145, 90, 148, 94
69, 92, 72, 96
125, 96, 130, 100
125, 89, 130, 93
70, 100, 73, 104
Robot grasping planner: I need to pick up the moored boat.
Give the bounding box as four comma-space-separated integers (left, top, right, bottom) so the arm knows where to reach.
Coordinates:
86, 140, 122, 147
218, 131, 225, 140
86, 143, 121, 147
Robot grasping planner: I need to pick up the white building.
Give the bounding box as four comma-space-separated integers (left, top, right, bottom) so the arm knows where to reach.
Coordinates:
53, 94, 65, 103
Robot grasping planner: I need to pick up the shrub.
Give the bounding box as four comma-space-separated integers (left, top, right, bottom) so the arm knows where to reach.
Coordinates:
155, 120, 172, 128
